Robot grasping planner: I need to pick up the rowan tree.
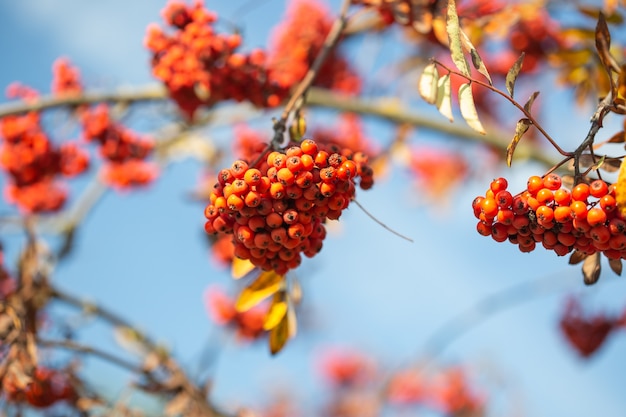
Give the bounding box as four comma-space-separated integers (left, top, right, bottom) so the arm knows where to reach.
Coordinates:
0, 0, 625, 416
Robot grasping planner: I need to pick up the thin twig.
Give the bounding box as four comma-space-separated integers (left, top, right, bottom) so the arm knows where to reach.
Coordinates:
353, 199, 413, 242
37, 337, 144, 375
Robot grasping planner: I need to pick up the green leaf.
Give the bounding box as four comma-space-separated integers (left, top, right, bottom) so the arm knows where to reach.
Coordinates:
235, 270, 285, 312
446, 0, 470, 76
505, 52, 525, 98
460, 30, 492, 85
418, 63, 439, 104
435, 74, 453, 122
506, 118, 531, 167
458, 83, 485, 134
523, 91, 540, 113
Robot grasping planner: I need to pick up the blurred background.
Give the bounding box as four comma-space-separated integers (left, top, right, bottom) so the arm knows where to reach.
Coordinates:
0, 1, 625, 416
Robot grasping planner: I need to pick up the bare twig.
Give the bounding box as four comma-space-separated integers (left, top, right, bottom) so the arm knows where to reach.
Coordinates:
353, 199, 413, 242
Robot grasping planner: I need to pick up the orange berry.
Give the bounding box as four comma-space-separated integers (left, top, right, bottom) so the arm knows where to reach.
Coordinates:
227, 194, 244, 211
270, 227, 287, 244
480, 198, 499, 219
283, 209, 299, 224
589, 180, 609, 198
590, 225, 610, 243
300, 154, 315, 171
554, 188, 571, 206
300, 139, 318, 156
495, 190, 513, 209
256, 176, 271, 193
570, 200, 588, 219
536, 205, 554, 224
314, 151, 329, 167
536, 188, 554, 205
557, 232, 576, 247
609, 218, 626, 234
265, 212, 283, 228
270, 182, 285, 199
587, 207, 607, 226
253, 232, 272, 248
285, 185, 303, 199
609, 234, 626, 250
248, 216, 266, 232
490, 177, 508, 193
231, 179, 248, 195
295, 171, 313, 188
244, 190, 262, 207
554, 206, 572, 223
286, 146, 303, 157
542, 174, 562, 190
320, 167, 336, 182
600, 194, 616, 212
527, 175, 543, 194
230, 160, 248, 179
244, 168, 262, 186
572, 183, 590, 201
268, 152, 287, 169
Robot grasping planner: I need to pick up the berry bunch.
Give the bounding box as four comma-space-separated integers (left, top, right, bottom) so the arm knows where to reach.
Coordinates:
3, 366, 76, 408
473, 174, 626, 259
204, 139, 373, 275
559, 297, 618, 358
82, 104, 157, 189
145, 1, 289, 119
0, 111, 89, 213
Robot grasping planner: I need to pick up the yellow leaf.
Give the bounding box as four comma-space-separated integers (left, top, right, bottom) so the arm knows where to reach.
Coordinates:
231, 257, 255, 280
268, 298, 297, 355
235, 270, 285, 312
418, 63, 439, 104
615, 155, 626, 217
446, 0, 470, 76
505, 53, 525, 98
506, 118, 531, 167
458, 83, 485, 134
289, 115, 307, 142
435, 74, 453, 122
263, 291, 288, 331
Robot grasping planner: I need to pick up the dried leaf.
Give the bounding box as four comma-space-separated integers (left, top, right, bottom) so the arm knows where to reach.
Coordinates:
506, 118, 531, 166
435, 74, 453, 122
505, 53, 525, 98
460, 30, 492, 84
263, 291, 288, 331
289, 115, 307, 142
609, 258, 622, 276
235, 270, 285, 312
616, 154, 626, 217
290, 277, 302, 305
458, 83, 485, 134
569, 250, 589, 265
595, 12, 617, 77
582, 252, 601, 285
418, 63, 439, 104
606, 130, 625, 143
523, 91, 540, 113
446, 0, 470, 76
231, 257, 255, 280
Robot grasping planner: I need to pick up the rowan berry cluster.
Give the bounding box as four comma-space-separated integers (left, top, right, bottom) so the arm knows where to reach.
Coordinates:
473, 174, 626, 259
145, 1, 289, 119
3, 366, 76, 408
204, 286, 267, 340
204, 139, 373, 275
81, 104, 157, 189
267, 0, 361, 95
0, 111, 89, 213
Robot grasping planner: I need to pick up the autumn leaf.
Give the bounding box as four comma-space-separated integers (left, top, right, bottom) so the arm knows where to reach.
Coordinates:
446, 0, 470, 77
523, 91, 540, 113
263, 291, 288, 331
232, 257, 255, 280
506, 118, 531, 166
435, 74, 453, 122
418, 63, 439, 104
268, 301, 296, 355
569, 250, 588, 265
460, 30, 492, 85
582, 252, 601, 285
235, 270, 285, 312
615, 154, 626, 217
458, 83, 485, 134
505, 53, 525, 98
609, 258, 622, 276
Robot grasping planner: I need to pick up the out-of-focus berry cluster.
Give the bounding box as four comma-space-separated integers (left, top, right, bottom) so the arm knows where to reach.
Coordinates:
204, 285, 267, 340
145, 0, 360, 119
204, 139, 373, 275
0, 59, 157, 213
2, 366, 77, 409
473, 175, 626, 260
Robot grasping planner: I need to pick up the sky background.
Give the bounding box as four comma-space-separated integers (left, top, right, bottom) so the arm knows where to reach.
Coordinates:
1, 1, 626, 416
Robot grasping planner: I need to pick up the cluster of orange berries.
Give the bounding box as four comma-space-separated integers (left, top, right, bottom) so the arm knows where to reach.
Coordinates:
3, 366, 76, 408
81, 104, 156, 189
204, 139, 373, 275
267, 0, 361, 95
0, 111, 89, 213
145, 1, 289, 119
473, 174, 626, 259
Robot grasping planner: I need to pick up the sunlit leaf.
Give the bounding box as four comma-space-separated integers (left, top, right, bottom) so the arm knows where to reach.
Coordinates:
582, 252, 601, 285
435, 74, 453, 122
268, 301, 296, 355
418, 63, 439, 104
618, 64, 626, 98
460, 30, 492, 84
446, 0, 470, 76
263, 291, 288, 331
232, 257, 255, 280
505, 52, 525, 98
458, 83, 485, 134
506, 118, 531, 166
288, 114, 307, 142
616, 154, 626, 217
523, 91, 540, 113
569, 250, 588, 265
609, 258, 622, 276
235, 270, 285, 312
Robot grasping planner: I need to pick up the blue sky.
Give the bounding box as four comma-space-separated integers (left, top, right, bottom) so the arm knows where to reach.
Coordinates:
1, 1, 626, 416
